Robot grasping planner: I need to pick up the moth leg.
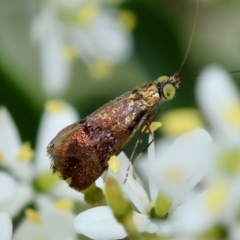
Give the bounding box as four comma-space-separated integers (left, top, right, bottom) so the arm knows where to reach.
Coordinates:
133, 126, 155, 167
124, 109, 159, 184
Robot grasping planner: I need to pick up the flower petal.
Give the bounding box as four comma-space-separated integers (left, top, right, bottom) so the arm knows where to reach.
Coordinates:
0, 172, 16, 204
74, 206, 127, 240
153, 128, 213, 203
197, 65, 240, 147
1, 184, 34, 218
0, 212, 12, 240
107, 152, 150, 214
133, 211, 158, 234
0, 107, 21, 164
35, 100, 79, 175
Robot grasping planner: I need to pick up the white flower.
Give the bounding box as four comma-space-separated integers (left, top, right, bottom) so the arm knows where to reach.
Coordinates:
74, 151, 158, 240
73, 128, 214, 239
13, 196, 76, 240
0, 108, 34, 217
0, 101, 82, 239
151, 128, 213, 204
196, 64, 240, 147
32, 0, 134, 95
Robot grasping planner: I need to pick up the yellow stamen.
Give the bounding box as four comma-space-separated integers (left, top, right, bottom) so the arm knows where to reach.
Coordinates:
160, 108, 203, 137
17, 141, 34, 162
25, 208, 42, 224
54, 199, 74, 212
90, 59, 114, 80
77, 3, 99, 26
45, 100, 66, 113
63, 44, 78, 61
118, 10, 137, 31
202, 181, 228, 214
223, 102, 240, 128
0, 152, 4, 162
108, 155, 120, 173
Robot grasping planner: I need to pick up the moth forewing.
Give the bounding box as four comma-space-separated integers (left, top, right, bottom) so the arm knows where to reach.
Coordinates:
47, 75, 180, 191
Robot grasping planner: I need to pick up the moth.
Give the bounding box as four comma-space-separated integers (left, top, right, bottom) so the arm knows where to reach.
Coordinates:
47, 73, 181, 191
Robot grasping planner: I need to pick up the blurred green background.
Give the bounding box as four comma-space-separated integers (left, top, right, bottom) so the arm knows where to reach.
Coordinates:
0, 0, 240, 148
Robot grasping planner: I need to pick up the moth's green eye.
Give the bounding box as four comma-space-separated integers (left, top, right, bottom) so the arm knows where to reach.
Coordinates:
163, 84, 176, 100
157, 76, 169, 83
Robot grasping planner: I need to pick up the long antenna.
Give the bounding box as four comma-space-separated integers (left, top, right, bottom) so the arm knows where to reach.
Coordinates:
177, 0, 200, 74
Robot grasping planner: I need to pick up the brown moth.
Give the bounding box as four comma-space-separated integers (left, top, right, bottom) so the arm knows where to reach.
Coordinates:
47, 74, 181, 191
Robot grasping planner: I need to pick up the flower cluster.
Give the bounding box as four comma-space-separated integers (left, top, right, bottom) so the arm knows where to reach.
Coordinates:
32, 0, 135, 95
1, 65, 240, 239
73, 65, 240, 239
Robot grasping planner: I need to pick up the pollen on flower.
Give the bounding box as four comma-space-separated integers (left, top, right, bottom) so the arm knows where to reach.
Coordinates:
164, 166, 184, 184
45, 100, 66, 113
54, 199, 74, 212
63, 44, 78, 61
16, 141, 34, 162
108, 155, 120, 173
160, 108, 204, 137
77, 3, 99, 26
223, 101, 240, 128
25, 208, 42, 225
118, 10, 137, 31
202, 181, 228, 214
89, 59, 114, 80
0, 151, 4, 162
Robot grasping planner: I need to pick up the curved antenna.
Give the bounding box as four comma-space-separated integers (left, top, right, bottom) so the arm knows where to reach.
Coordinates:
177, 0, 200, 74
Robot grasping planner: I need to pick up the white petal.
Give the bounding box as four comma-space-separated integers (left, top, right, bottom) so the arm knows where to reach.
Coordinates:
0, 212, 12, 240
13, 219, 44, 240
35, 100, 79, 175
133, 211, 158, 234
1, 184, 34, 218
148, 136, 158, 202
32, 8, 71, 96
74, 206, 127, 240
51, 181, 84, 202
0, 107, 21, 165
89, 13, 132, 62
107, 152, 150, 214
42, 209, 76, 240
153, 128, 213, 202
14, 209, 76, 240
70, 13, 132, 64
171, 194, 214, 233
0, 172, 16, 204
39, 34, 71, 96
197, 65, 240, 147
0, 107, 34, 181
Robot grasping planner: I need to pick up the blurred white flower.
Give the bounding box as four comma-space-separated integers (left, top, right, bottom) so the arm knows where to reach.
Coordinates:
13, 196, 76, 240
0, 101, 82, 239
73, 128, 214, 239
196, 65, 240, 147
32, 0, 134, 95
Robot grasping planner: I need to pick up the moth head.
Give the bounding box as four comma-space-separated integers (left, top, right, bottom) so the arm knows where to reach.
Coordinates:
156, 73, 181, 101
